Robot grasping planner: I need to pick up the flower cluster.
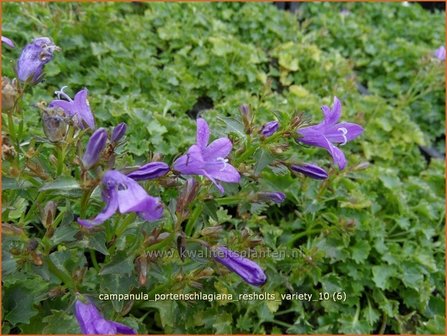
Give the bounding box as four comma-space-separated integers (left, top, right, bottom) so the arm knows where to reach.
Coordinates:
4, 35, 368, 335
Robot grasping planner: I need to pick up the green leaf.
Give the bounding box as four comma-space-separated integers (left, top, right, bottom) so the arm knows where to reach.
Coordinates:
39, 177, 81, 195
100, 252, 134, 276
3, 284, 38, 325
372, 265, 395, 290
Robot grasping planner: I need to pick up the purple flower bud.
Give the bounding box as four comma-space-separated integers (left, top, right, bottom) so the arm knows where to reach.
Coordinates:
111, 122, 127, 143
127, 162, 170, 181
434, 46, 445, 61
82, 128, 108, 169
16, 37, 59, 84
75, 299, 136, 335
260, 121, 279, 137
290, 163, 328, 180
1, 36, 15, 48
240, 104, 250, 117
214, 246, 267, 286
255, 192, 286, 204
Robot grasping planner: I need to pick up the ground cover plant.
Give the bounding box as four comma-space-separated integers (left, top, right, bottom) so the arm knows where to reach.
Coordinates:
1, 2, 445, 335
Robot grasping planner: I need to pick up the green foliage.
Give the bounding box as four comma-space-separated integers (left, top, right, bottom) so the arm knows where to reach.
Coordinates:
2, 2, 445, 335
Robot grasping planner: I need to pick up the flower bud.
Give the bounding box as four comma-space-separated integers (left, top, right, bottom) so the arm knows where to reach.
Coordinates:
17, 37, 59, 85
127, 161, 170, 181
136, 254, 148, 286
177, 231, 187, 262
2, 77, 18, 112
176, 178, 199, 216
254, 192, 286, 204
1, 36, 15, 48
41, 201, 56, 228
82, 128, 108, 169
111, 122, 127, 143
239, 104, 252, 132
290, 163, 328, 180
213, 246, 267, 286
434, 46, 445, 61
39, 103, 69, 143
260, 121, 279, 137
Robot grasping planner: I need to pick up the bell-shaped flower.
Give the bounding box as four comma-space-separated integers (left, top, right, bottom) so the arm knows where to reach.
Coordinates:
49, 86, 95, 129
214, 246, 267, 286
260, 121, 279, 137
17, 37, 59, 84
296, 96, 363, 170
2, 36, 15, 48
290, 163, 328, 180
127, 162, 170, 181
434, 46, 445, 61
111, 122, 127, 143
78, 170, 163, 228
254, 192, 286, 204
75, 299, 135, 335
173, 118, 240, 193
82, 128, 108, 169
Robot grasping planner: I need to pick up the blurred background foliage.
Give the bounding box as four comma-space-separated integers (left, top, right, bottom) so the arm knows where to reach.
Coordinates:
2, 2, 445, 334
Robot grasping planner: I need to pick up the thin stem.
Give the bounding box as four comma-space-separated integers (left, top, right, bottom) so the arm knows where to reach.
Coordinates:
89, 249, 100, 272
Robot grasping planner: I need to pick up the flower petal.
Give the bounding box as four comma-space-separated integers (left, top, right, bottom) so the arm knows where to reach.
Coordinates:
324, 122, 364, 143
115, 177, 154, 214
202, 170, 225, 194
321, 137, 347, 170
196, 118, 210, 149
204, 161, 241, 183
173, 145, 205, 175
74, 88, 95, 129
203, 138, 232, 161
49, 100, 75, 116
94, 319, 117, 334
138, 197, 164, 222
297, 126, 328, 147
75, 300, 103, 334
77, 189, 118, 228
109, 321, 137, 335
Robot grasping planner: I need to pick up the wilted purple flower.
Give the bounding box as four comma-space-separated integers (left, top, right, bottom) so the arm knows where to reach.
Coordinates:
127, 162, 170, 181
255, 192, 286, 204
434, 46, 445, 61
1, 36, 15, 48
78, 170, 163, 228
49, 86, 95, 129
75, 299, 135, 335
260, 121, 279, 137
173, 118, 240, 193
296, 96, 363, 170
17, 37, 59, 84
111, 122, 127, 143
82, 128, 108, 169
290, 163, 328, 180
214, 246, 267, 286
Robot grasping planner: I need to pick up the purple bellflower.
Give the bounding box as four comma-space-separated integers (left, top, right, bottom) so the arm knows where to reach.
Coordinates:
78, 170, 163, 228
296, 96, 363, 170
127, 162, 170, 181
111, 122, 127, 143
82, 128, 108, 169
49, 86, 95, 129
255, 192, 286, 204
1, 36, 15, 48
290, 163, 328, 180
434, 46, 445, 61
214, 246, 267, 286
17, 37, 59, 84
75, 299, 136, 335
260, 121, 279, 137
173, 118, 240, 193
